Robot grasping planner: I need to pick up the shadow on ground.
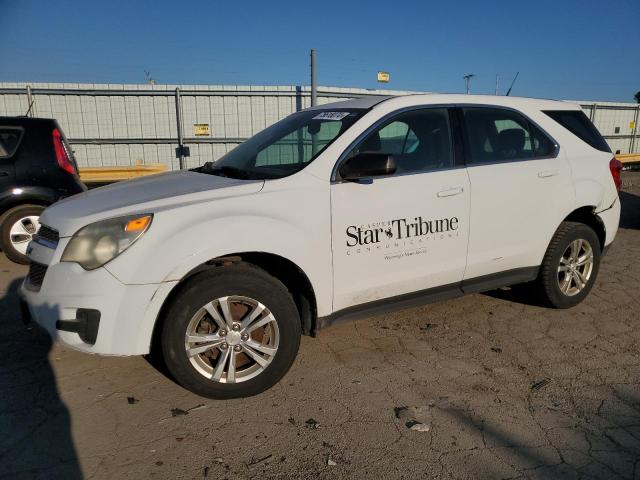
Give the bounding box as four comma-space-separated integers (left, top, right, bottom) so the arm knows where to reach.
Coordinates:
619, 191, 640, 230
482, 283, 547, 307
0, 278, 82, 480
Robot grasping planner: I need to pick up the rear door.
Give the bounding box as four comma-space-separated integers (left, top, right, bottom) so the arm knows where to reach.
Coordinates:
460, 106, 573, 283
330, 107, 470, 311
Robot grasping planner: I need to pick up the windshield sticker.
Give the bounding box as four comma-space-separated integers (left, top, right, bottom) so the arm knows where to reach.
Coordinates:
313, 111, 350, 121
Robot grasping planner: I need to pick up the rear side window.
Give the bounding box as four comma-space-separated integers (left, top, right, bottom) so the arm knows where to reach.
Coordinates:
543, 110, 611, 153
462, 108, 556, 164
0, 128, 23, 158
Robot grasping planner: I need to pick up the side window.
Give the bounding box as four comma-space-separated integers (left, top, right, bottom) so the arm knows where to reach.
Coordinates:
462, 108, 555, 164
349, 108, 452, 174
0, 128, 23, 158
543, 110, 611, 153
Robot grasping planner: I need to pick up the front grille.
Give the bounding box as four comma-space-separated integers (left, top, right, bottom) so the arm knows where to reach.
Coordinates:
34, 225, 59, 248
26, 262, 48, 290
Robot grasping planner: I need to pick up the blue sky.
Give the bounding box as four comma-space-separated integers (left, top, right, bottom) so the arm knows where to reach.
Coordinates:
1, 0, 638, 102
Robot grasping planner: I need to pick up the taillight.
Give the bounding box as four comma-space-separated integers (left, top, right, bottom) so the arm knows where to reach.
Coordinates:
609, 157, 623, 192
52, 128, 76, 175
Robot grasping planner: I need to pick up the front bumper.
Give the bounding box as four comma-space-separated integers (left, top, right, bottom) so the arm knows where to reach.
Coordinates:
20, 252, 177, 356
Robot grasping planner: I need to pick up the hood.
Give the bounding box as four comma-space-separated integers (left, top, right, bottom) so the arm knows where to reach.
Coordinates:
40, 170, 264, 237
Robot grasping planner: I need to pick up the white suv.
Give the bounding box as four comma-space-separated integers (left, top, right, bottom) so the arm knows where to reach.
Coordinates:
21, 94, 621, 399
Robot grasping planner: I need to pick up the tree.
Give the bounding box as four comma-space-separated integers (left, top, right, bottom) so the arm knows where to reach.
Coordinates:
635, 91, 640, 103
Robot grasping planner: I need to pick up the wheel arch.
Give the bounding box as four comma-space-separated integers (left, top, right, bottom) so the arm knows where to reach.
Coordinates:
150, 251, 319, 357
562, 205, 606, 251
0, 186, 62, 221
0, 196, 53, 221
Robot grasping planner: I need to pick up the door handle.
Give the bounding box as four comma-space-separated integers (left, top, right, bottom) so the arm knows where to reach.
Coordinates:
437, 186, 464, 198
538, 170, 559, 178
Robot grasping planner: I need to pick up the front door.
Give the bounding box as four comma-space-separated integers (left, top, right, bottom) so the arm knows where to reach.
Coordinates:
330, 108, 471, 311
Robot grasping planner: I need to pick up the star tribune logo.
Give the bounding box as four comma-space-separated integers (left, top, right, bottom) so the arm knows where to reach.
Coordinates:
346, 216, 459, 247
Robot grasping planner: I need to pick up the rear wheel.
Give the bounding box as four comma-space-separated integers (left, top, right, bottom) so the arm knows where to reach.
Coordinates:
535, 221, 601, 308
0, 204, 45, 264
161, 263, 301, 399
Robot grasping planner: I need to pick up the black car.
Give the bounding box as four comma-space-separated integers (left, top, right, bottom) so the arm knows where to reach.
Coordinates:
0, 117, 86, 263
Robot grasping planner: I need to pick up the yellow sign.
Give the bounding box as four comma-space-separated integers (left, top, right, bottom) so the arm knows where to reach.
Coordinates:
630, 121, 636, 131
194, 124, 210, 136
377, 71, 390, 83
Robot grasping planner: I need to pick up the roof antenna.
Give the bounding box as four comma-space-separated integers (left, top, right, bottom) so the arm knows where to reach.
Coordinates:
505, 72, 519, 96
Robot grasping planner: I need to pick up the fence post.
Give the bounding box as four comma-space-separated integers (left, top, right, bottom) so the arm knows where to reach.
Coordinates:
175, 87, 185, 170
630, 105, 640, 153
589, 103, 597, 122
295, 86, 304, 162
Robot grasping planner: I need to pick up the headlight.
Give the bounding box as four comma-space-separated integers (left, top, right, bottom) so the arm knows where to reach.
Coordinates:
61, 214, 152, 270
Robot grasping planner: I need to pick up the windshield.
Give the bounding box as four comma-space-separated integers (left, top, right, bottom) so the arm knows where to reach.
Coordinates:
197, 109, 365, 179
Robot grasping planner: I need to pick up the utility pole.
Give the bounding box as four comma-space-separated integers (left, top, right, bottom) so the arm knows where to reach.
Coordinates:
175, 87, 185, 170
463, 74, 475, 94
310, 49, 318, 156
310, 49, 317, 107
495, 74, 499, 95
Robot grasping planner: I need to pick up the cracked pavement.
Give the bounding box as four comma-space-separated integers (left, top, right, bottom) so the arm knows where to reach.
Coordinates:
1, 172, 639, 479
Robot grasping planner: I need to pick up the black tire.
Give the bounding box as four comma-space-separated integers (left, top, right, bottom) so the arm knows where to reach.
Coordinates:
0, 204, 45, 264
161, 263, 301, 399
535, 221, 601, 309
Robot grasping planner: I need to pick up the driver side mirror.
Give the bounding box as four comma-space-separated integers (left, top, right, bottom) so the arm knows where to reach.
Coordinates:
339, 152, 396, 181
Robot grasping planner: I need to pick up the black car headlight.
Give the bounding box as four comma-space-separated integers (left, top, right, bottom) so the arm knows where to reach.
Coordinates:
61, 214, 152, 270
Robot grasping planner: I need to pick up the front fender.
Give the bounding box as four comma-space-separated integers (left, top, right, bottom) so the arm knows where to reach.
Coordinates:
162, 215, 319, 283
104, 212, 332, 317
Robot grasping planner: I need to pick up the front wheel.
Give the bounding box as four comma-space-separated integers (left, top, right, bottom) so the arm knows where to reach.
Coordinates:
161, 264, 301, 399
0, 204, 45, 264
535, 221, 601, 309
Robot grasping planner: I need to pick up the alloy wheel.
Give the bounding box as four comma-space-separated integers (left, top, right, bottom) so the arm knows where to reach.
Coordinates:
557, 238, 594, 296
184, 295, 279, 383
9, 215, 40, 255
